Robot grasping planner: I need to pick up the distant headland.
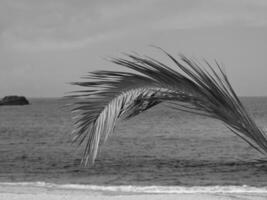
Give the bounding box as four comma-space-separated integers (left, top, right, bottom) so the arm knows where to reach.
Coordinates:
0, 96, 30, 106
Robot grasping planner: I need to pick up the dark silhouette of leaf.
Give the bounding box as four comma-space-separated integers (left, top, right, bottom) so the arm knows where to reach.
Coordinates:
69, 51, 267, 166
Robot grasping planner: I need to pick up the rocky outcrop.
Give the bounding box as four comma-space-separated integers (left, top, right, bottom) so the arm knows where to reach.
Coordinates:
0, 96, 30, 106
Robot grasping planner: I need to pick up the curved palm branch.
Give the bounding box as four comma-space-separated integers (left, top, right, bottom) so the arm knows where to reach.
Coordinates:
70, 51, 267, 166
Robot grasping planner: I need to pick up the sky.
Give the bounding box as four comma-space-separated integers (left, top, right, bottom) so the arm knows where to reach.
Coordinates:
0, 0, 267, 97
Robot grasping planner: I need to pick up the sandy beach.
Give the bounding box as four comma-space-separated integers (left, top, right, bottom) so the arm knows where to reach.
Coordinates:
0, 183, 267, 200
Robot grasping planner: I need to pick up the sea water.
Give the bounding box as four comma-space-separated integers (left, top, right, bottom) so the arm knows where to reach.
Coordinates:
0, 97, 267, 191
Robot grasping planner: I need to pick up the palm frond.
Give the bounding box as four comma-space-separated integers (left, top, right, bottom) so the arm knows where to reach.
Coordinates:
70, 51, 267, 166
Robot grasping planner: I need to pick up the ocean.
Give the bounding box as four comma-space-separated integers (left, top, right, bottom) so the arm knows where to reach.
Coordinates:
0, 97, 267, 190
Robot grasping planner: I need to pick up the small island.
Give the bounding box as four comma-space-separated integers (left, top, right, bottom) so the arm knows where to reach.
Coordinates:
0, 96, 30, 106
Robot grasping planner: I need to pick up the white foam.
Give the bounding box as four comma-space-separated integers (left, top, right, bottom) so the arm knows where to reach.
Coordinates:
1, 182, 267, 194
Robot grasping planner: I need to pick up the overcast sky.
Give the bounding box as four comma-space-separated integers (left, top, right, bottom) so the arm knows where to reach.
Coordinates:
1, 0, 267, 97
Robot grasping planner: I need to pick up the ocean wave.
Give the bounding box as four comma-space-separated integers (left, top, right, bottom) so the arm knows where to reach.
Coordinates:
1, 182, 267, 194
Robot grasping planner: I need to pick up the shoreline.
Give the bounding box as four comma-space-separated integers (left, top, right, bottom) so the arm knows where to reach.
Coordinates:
0, 182, 267, 200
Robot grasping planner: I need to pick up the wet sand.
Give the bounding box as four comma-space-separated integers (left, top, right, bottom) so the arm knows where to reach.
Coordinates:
1, 184, 267, 200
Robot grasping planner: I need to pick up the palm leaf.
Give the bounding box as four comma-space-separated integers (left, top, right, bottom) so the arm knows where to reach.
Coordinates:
70, 51, 267, 166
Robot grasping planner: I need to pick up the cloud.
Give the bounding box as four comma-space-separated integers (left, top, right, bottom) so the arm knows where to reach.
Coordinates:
153, 0, 267, 30
1, 29, 127, 51
1, 0, 267, 51
0, 0, 159, 51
